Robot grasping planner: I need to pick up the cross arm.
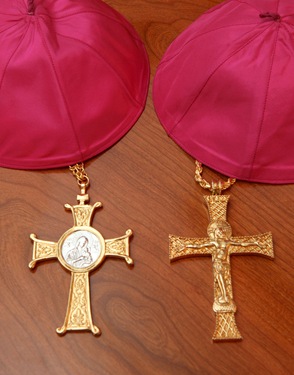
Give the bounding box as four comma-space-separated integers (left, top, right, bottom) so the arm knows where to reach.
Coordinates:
29, 234, 58, 269
169, 234, 214, 261
105, 229, 133, 265
229, 232, 274, 258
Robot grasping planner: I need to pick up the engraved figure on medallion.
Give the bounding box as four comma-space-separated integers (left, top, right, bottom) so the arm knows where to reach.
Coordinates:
66, 236, 92, 267
62, 230, 102, 269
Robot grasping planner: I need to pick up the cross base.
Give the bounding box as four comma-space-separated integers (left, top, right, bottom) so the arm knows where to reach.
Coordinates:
212, 312, 242, 341
56, 324, 100, 336
56, 272, 100, 336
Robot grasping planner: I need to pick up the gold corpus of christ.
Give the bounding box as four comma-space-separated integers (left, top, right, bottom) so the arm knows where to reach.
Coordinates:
169, 161, 274, 341
29, 164, 133, 336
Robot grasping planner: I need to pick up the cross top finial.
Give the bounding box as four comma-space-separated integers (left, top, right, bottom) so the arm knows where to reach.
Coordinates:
76, 182, 89, 205
77, 193, 89, 205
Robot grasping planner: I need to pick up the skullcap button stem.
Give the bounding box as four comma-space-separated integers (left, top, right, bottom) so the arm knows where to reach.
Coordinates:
259, 12, 281, 22
27, 0, 35, 15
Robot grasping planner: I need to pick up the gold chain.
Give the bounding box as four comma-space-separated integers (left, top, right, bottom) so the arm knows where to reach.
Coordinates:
195, 160, 236, 194
69, 163, 90, 188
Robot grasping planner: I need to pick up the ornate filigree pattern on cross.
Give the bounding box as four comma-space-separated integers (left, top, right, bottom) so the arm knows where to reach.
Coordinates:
29, 192, 133, 335
169, 195, 274, 341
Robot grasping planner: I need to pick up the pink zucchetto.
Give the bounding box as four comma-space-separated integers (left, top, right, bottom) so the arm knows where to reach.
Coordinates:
153, 0, 294, 184
0, 0, 149, 169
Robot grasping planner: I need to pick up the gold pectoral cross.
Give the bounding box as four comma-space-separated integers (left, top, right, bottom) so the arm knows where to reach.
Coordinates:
29, 190, 133, 336
169, 194, 274, 341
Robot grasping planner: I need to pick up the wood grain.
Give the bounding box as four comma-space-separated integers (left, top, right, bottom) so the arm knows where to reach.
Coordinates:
0, 1, 293, 374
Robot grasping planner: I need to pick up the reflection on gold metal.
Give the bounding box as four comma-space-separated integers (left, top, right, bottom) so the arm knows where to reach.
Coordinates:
29, 186, 133, 336
170, 194, 274, 341
194, 160, 236, 194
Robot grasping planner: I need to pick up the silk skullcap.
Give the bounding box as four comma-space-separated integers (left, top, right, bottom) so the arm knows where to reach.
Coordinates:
0, 0, 149, 169
153, 0, 294, 184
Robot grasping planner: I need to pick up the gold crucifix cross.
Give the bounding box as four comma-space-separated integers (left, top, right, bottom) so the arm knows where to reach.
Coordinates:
29, 190, 133, 336
169, 194, 274, 341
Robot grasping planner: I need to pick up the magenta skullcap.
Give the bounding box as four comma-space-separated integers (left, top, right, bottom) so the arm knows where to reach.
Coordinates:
153, 0, 294, 184
0, 0, 149, 169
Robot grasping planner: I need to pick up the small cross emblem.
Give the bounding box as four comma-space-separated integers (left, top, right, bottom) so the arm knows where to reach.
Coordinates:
169, 195, 274, 341
29, 193, 133, 336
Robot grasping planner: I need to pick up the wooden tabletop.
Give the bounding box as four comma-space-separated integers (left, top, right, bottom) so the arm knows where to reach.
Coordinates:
1, 1, 293, 374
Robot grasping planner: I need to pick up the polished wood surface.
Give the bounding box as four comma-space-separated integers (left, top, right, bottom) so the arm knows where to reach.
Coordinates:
1, 1, 293, 374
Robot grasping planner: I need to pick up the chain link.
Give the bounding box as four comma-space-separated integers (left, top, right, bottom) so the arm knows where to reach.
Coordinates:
194, 160, 236, 194
69, 163, 90, 188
